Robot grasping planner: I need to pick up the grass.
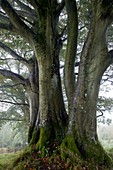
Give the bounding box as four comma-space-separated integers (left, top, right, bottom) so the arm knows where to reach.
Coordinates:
0, 145, 113, 170
0, 152, 20, 170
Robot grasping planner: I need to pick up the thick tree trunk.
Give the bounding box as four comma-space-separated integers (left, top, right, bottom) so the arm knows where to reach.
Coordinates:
32, 49, 67, 150
74, 18, 113, 141
29, 5, 68, 149
62, 2, 113, 165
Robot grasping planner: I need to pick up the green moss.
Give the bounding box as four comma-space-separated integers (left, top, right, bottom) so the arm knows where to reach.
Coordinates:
79, 138, 113, 167
61, 134, 80, 161
35, 126, 53, 158
61, 134, 113, 169
30, 128, 39, 145
36, 126, 51, 150
28, 125, 34, 143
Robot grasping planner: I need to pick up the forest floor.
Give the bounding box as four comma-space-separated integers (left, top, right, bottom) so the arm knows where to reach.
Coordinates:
0, 148, 113, 170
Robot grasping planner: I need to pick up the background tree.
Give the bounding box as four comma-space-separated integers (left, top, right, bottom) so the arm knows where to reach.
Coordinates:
0, 122, 28, 151
0, 36, 30, 131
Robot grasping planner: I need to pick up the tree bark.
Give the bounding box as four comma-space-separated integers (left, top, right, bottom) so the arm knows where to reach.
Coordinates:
26, 55, 39, 143
30, 3, 68, 149
0, 0, 68, 149
64, 0, 78, 113
62, 1, 113, 165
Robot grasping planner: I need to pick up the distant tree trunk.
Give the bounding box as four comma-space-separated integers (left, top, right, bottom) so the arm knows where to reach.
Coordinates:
62, 0, 113, 164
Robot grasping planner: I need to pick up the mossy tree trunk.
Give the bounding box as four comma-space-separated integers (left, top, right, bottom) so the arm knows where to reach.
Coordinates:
30, 1, 68, 148
0, 0, 67, 149
62, 0, 113, 165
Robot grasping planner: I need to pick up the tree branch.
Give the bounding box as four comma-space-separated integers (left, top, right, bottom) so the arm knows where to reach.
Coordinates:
15, 10, 36, 21
0, 41, 29, 67
0, 23, 13, 31
0, 69, 27, 85
0, 118, 25, 121
26, 0, 37, 9
60, 61, 80, 69
26, 0, 45, 15
0, 100, 29, 106
0, 0, 34, 43
15, 0, 36, 16
0, 58, 16, 60
0, 11, 9, 22
109, 49, 113, 58
64, 0, 78, 102
101, 1, 113, 21
0, 83, 23, 88
56, 0, 65, 16
97, 109, 104, 118
59, 26, 67, 39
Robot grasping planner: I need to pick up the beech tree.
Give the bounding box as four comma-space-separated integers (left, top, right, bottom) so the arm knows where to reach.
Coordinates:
0, 0, 113, 167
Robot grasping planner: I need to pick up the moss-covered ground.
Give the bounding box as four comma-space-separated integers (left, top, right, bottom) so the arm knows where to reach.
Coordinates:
0, 146, 113, 170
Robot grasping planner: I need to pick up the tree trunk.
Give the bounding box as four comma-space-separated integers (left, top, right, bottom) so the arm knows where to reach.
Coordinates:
64, 0, 78, 113
26, 55, 39, 143
33, 53, 67, 149
62, 1, 113, 165
29, 4, 68, 150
